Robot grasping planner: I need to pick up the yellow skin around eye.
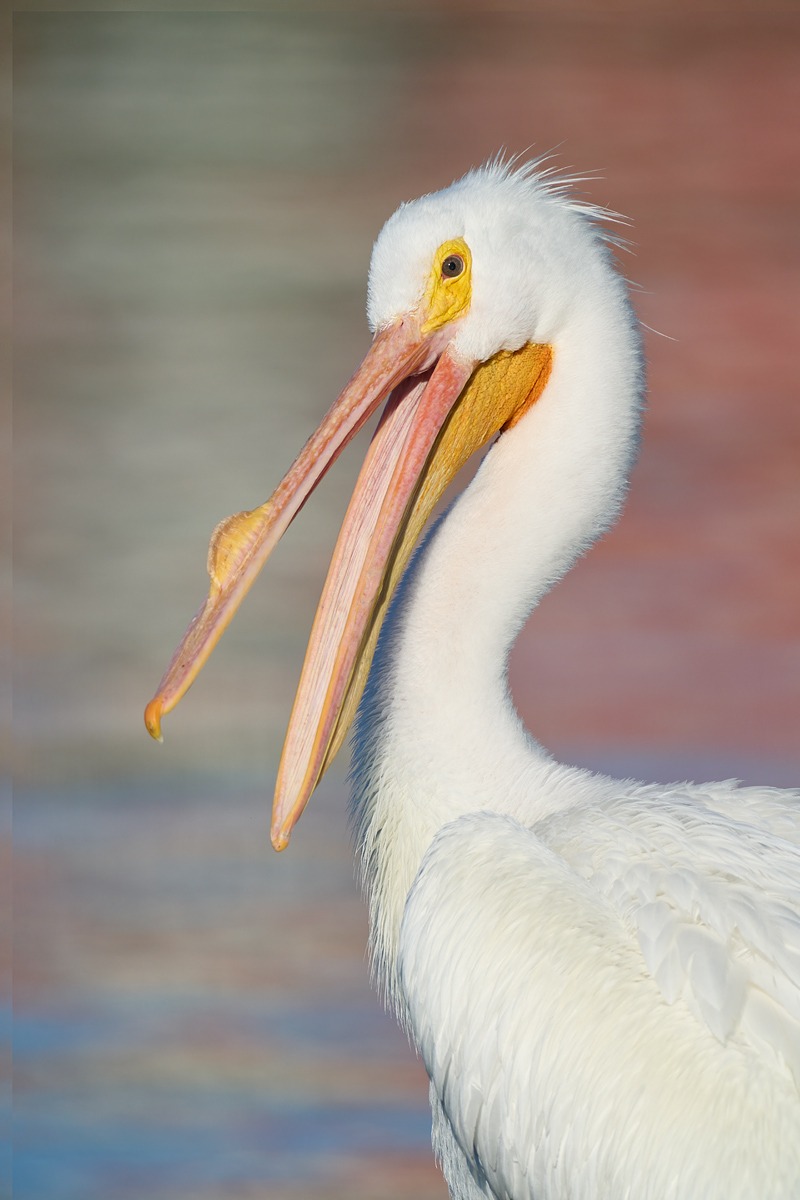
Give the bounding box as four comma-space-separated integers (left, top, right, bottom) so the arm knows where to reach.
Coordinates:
421, 238, 473, 334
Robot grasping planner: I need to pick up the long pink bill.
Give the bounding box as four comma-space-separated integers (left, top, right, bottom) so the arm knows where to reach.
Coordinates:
144, 317, 443, 742
271, 348, 476, 849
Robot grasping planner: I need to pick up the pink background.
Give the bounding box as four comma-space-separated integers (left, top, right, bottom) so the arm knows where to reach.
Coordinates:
13, 5, 799, 1198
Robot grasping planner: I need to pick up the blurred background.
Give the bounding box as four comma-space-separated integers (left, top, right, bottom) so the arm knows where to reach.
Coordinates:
12, 3, 799, 1198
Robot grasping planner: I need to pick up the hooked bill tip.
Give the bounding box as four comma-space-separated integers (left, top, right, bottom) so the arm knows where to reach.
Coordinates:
144, 697, 164, 743
271, 824, 291, 853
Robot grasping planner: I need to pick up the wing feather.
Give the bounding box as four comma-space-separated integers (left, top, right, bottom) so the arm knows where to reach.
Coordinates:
399, 802, 800, 1200
536, 785, 800, 1068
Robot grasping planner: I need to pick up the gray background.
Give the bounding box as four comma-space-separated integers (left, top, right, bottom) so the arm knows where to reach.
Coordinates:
12, 5, 800, 1198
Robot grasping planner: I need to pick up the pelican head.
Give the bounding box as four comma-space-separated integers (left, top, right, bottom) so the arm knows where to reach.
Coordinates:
145, 158, 633, 848
367, 160, 616, 360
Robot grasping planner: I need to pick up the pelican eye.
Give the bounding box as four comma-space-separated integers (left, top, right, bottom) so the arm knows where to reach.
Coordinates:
441, 254, 465, 279
422, 238, 471, 333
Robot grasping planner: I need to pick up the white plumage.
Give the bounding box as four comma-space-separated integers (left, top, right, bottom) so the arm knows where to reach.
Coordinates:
399, 798, 800, 1198
148, 158, 800, 1199
352, 163, 800, 1198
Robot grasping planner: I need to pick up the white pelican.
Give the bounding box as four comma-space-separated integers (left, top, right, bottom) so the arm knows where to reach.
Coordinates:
146, 158, 800, 1199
